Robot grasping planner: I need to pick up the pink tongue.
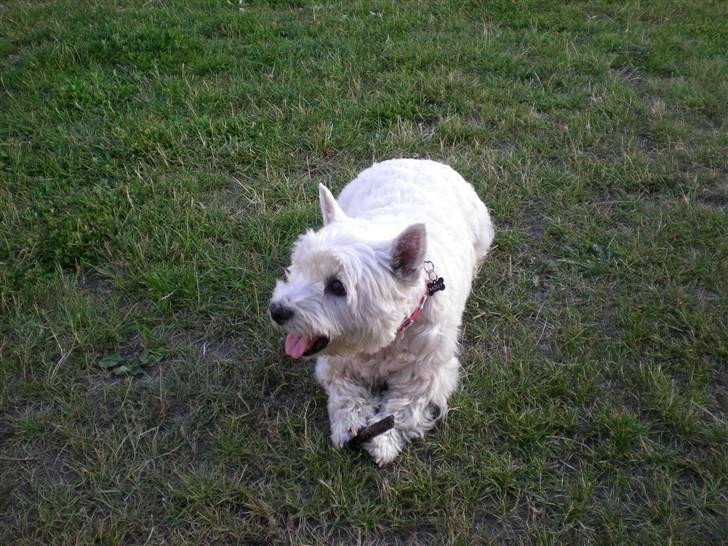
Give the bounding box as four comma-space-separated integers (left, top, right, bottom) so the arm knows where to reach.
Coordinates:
285, 334, 314, 359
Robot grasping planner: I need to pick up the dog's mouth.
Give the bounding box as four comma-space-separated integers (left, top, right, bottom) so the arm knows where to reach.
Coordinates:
284, 334, 330, 359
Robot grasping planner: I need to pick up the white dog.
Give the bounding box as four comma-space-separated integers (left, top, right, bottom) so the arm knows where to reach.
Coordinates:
270, 159, 494, 465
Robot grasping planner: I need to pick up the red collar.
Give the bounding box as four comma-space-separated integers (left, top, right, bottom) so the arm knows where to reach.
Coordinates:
395, 285, 429, 336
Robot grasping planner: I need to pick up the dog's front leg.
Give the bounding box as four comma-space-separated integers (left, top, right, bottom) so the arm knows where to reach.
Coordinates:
315, 358, 376, 448
366, 357, 460, 465
363, 393, 427, 466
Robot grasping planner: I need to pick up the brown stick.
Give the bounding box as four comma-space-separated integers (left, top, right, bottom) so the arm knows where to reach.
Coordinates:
346, 415, 395, 448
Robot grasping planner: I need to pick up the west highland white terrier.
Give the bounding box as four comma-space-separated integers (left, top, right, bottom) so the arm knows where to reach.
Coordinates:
270, 159, 494, 465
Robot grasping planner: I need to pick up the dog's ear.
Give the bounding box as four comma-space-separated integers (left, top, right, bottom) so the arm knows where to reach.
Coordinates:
318, 184, 347, 225
391, 223, 427, 281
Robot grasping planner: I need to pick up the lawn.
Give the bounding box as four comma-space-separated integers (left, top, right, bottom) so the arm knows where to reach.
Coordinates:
1, 0, 726, 543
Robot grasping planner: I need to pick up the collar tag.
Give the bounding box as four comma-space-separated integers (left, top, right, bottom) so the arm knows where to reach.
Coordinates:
424, 260, 445, 296
395, 261, 445, 336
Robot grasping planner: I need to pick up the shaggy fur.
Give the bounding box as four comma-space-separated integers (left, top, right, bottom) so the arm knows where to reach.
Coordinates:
270, 159, 494, 465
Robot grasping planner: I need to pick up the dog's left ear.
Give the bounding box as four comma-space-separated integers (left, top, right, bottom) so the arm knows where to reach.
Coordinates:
391, 223, 427, 282
319, 184, 347, 225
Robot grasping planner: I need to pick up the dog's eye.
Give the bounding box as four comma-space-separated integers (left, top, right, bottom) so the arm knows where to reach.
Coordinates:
325, 278, 347, 297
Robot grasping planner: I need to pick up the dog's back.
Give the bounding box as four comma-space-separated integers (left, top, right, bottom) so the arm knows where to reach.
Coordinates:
338, 158, 494, 271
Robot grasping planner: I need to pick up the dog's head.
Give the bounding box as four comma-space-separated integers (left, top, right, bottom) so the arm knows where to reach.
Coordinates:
270, 184, 426, 359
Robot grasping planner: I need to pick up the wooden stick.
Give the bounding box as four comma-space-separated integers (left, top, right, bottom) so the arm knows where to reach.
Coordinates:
346, 415, 395, 448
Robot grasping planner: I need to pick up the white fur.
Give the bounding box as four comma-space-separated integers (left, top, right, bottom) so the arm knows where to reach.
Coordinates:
271, 159, 494, 465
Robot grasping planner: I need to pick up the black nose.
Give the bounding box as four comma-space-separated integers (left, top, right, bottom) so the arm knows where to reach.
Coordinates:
270, 302, 293, 325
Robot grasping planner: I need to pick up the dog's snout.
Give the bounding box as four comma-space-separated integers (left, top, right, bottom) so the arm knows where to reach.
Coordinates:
270, 302, 293, 325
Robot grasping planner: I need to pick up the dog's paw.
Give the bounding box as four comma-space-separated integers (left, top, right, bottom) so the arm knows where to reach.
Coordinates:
329, 411, 372, 448
365, 429, 404, 466
330, 423, 357, 448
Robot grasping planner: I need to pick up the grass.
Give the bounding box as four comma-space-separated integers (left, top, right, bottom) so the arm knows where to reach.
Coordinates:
1, 0, 726, 543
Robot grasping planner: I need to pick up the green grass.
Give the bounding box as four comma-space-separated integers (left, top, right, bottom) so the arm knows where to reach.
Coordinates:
1, 0, 726, 543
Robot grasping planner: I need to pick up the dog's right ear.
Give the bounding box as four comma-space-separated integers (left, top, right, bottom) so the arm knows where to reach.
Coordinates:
391, 223, 427, 282
319, 184, 347, 225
